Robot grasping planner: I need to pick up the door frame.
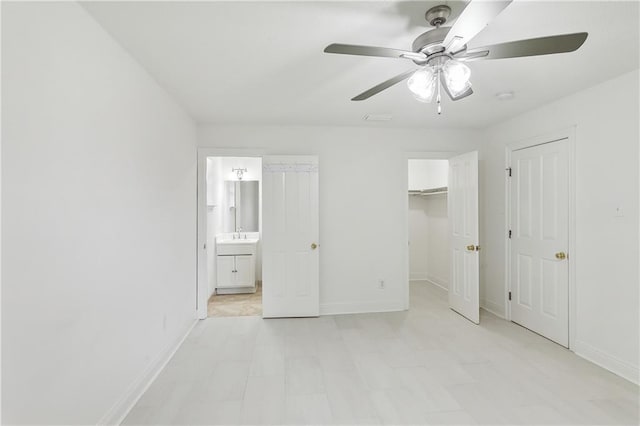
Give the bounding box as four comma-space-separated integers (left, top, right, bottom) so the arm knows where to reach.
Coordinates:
504, 127, 576, 349
196, 147, 266, 319
403, 151, 459, 310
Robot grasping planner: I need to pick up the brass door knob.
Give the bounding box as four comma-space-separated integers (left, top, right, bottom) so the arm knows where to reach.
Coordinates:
466, 245, 475, 251
311, 243, 318, 250
555, 252, 567, 260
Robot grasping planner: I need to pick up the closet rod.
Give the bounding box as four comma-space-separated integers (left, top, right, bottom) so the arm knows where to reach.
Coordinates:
408, 186, 448, 196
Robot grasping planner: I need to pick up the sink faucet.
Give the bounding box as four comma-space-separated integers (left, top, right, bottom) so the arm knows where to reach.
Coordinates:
235, 227, 243, 240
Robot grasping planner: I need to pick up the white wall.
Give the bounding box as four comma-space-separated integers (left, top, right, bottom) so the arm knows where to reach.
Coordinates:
408, 159, 448, 190
198, 125, 477, 314
2, 3, 197, 424
408, 196, 449, 287
408, 196, 430, 281
424, 194, 449, 288
480, 69, 639, 383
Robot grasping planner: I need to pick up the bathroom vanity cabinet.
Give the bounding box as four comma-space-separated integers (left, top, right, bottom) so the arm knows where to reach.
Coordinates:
216, 255, 255, 289
216, 238, 258, 293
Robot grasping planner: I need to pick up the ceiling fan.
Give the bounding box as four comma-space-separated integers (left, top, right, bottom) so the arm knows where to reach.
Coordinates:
323, 0, 588, 114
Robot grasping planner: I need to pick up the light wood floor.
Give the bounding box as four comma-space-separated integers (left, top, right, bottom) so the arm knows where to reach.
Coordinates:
208, 283, 262, 317
124, 281, 639, 425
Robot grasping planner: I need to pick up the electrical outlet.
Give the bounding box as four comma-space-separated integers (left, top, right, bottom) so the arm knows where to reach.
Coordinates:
378, 279, 385, 289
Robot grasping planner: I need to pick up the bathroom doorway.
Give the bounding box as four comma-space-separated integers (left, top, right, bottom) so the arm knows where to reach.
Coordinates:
407, 158, 450, 305
204, 156, 263, 317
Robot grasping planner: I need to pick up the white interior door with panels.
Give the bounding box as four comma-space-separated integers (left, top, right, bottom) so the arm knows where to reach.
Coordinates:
448, 151, 480, 324
262, 156, 319, 318
510, 139, 569, 347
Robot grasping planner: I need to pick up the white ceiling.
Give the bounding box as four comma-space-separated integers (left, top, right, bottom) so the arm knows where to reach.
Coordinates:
82, 1, 639, 128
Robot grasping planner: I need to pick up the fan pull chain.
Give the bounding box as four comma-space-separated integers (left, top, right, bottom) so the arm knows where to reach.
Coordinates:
436, 68, 442, 115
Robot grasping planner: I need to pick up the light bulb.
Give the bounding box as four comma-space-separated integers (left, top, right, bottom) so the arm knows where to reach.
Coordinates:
407, 67, 436, 103
443, 60, 471, 97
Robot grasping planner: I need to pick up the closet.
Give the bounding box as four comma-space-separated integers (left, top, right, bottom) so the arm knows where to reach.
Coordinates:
408, 159, 450, 291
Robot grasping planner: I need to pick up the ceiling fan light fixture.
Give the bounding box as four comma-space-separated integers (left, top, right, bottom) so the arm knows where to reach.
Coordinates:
447, 80, 473, 98
413, 92, 435, 103
324, 0, 589, 115
442, 60, 472, 96
407, 67, 436, 102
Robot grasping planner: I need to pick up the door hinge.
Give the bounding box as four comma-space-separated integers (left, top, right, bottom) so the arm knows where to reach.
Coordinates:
508, 229, 512, 239
506, 167, 512, 177
508, 291, 512, 301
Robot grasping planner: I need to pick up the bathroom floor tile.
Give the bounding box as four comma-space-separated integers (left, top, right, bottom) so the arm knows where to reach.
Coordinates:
208, 282, 262, 317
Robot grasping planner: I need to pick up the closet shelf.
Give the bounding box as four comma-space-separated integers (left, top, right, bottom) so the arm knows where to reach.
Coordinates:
408, 187, 448, 196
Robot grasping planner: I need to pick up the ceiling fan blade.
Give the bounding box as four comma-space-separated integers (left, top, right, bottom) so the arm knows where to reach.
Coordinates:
457, 32, 588, 61
351, 69, 415, 101
324, 43, 426, 61
443, 0, 512, 53
439, 73, 474, 101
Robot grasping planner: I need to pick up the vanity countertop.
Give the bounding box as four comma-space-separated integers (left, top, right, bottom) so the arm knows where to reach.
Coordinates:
216, 237, 259, 256
217, 238, 259, 245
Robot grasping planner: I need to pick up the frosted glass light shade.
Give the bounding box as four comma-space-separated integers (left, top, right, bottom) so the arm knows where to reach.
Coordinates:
413, 93, 435, 103
442, 60, 471, 97
407, 67, 436, 102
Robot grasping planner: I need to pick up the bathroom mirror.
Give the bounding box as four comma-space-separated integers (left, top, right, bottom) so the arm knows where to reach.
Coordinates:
224, 180, 259, 232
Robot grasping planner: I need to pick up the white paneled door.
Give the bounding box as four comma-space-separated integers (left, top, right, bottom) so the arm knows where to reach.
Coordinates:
262, 156, 319, 318
448, 151, 480, 324
510, 139, 569, 347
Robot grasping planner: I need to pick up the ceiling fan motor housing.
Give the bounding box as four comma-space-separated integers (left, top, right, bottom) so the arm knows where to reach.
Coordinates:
412, 27, 452, 59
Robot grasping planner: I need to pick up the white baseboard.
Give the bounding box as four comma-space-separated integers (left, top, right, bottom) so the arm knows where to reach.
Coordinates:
410, 277, 448, 292
409, 274, 428, 281
480, 299, 505, 319
425, 276, 448, 291
97, 318, 198, 425
320, 299, 405, 316
574, 340, 639, 385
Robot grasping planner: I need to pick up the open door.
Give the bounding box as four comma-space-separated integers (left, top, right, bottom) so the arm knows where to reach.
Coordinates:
262, 156, 319, 318
448, 151, 480, 324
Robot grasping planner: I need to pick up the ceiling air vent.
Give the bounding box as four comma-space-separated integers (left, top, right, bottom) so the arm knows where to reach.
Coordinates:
363, 114, 393, 122
496, 91, 515, 101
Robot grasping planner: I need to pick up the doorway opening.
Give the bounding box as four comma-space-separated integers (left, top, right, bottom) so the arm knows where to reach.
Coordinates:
407, 159, 450, 306
205, 156, 262, 317
405, 151, 480, 324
